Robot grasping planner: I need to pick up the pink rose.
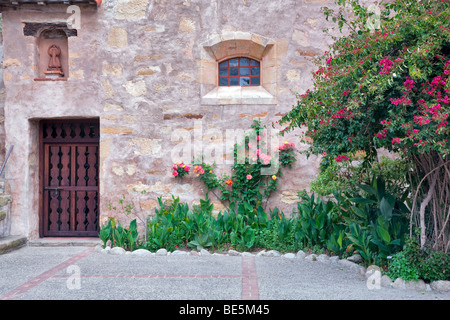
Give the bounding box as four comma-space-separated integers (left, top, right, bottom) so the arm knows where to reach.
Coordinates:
246, 174, 252, 180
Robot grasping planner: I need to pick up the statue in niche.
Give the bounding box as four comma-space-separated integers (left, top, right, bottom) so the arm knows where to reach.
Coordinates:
44, 44, 64, 78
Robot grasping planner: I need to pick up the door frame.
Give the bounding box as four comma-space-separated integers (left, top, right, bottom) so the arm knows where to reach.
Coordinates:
38, 118, 100, 238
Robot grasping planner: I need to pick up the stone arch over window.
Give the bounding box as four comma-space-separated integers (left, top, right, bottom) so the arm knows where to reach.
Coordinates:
199, 31, 278, 105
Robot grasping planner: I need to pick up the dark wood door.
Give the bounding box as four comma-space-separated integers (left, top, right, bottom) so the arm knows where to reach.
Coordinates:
40, 119, 100, 237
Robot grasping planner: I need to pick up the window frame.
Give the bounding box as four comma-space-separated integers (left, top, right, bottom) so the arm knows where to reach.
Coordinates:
199, 31, 278, 105
218, 57, 261, 87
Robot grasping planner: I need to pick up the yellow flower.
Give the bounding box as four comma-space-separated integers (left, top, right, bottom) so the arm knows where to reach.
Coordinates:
272, 175, 277, 180
209, 170, 212, 173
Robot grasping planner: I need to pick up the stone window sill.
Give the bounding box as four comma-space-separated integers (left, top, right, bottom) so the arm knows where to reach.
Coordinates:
201, 86, 277, 105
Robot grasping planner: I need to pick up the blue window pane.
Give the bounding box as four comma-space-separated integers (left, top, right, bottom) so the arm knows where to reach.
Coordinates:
219, 78, 228, 86
251, 67, 260, 76
250, 59, 259, 66
240, 68, 249, 76
240, 58, 249, 66
219, 68, 228, 77
230, 68, 239, 76
240, 77, 250, 86
219, 61, 228, 67
229, 58, 239, 67
230, 77, 239, 85
251, 77, 260, 85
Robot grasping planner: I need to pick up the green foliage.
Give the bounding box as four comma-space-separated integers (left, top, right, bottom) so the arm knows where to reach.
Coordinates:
141, 194, 301, 253
343, 176, 410, 265
145, 196, 192, 251
99, 218, 113, 248
101, 183, 448, 281
294, 191, 337, 248
387, 234, 450, 282
98, 217, 140, 251
311, 155, 412, 197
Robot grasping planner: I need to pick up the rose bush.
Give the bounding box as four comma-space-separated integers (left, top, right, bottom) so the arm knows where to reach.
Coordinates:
172, 162, 190, 178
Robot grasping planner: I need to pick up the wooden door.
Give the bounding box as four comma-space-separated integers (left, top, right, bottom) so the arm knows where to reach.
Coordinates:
40, 119, 100, 237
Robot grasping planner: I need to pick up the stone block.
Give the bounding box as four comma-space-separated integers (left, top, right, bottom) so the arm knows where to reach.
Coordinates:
0, 236, 27, 255
107, 28, 128, 48
0, 195, 11, 207
392, 278, 406, 290
430, 280, 450, 292
405, 280, 427, 291
179, 17, 196, 33
123, 80, 146, 97
114, 0, 149, 20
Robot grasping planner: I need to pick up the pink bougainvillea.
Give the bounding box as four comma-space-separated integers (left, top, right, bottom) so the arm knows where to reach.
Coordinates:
379, 58, 393, 75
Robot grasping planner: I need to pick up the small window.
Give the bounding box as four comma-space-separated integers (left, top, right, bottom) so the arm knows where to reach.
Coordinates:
218, 57, 260, 87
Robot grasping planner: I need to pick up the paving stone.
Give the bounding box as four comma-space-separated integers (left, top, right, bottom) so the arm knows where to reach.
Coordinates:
132, 248, 153, 256
156, 248, 168, 256
110, 247, 126, 255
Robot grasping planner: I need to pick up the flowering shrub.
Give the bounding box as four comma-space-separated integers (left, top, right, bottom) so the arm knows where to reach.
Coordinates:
281, 0, 449, 162
194, 165, 205, 175
172, 162, 190, 178
192, 120, 297, 207
280, 0, 450, 251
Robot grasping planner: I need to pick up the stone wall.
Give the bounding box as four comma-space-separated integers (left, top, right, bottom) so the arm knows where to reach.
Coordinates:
0, 0, 357, 238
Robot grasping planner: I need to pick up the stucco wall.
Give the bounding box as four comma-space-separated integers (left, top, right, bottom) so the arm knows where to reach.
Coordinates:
1, 0, 350, 238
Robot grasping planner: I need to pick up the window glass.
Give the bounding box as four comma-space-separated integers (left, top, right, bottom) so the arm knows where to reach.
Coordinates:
218, 57, 261, 87
229, 58, 239, 67
240, 77, 250, 86
240, 68, 249, 76
240, 58, 249, 66
251, 77, 260, 85
219, 68, 228, 77
230, 78, 239, 86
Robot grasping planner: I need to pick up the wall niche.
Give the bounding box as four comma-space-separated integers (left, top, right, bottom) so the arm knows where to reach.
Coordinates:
23, 23, 77, 81
36, 29, 68, 80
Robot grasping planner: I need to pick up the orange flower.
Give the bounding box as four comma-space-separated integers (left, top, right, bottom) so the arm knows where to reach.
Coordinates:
225, 178, 233, 186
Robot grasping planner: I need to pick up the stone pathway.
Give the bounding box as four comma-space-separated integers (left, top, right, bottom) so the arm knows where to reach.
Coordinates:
1, 244, 449, 303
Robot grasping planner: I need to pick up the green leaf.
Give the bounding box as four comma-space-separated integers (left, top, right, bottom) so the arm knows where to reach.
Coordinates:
351, 206, 367, 219
379, 197, 393, 220
377, 225, 391, 244
350, 197, 376, 204
357, 184, 377, 196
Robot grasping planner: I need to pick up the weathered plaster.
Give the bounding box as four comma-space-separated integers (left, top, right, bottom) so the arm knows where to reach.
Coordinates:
0, 0, 348, 238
